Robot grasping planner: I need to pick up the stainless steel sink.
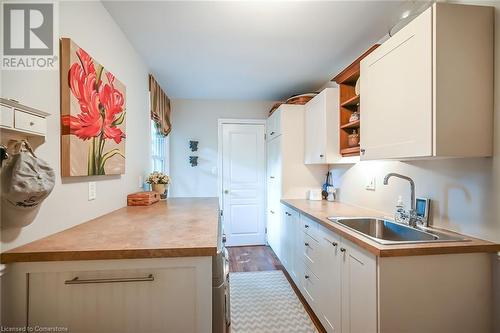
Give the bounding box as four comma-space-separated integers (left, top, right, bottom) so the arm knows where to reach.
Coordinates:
327, 217, 468, 245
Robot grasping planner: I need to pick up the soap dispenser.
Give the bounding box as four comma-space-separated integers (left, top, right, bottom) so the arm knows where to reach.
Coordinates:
394, 196, 404, 223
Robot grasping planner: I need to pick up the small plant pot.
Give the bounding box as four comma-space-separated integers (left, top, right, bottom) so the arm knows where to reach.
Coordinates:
152, 184, 168, 200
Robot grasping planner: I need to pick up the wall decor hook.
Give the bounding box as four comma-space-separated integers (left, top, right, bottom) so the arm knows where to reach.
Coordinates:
189, 156, 198, 167
189, 140, 199, 152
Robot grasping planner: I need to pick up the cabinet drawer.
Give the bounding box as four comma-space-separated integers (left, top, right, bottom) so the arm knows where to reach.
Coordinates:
301, 266, 321, 312
301, 233, 321, 277
15, 110, 46, 135
300, 214, 320, 241
0, 105, 14, 128
28, 267, 199, 333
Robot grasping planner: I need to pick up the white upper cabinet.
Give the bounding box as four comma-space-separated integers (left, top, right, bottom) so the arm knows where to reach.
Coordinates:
266, 108, 282, 140
360, 3, 494, 160
304, 88, 343, 164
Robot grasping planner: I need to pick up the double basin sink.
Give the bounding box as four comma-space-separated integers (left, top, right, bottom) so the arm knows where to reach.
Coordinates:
327, 217, 468, 245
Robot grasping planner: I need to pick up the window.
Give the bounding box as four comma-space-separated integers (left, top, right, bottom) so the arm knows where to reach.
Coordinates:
151, 120, 169, 173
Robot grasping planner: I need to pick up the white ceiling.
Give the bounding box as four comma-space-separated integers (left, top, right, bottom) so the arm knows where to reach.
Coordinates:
103, 1, 417, 100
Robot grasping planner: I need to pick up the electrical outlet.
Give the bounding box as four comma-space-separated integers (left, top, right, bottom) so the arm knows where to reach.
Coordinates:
365, 176, 376, 191
88, 182, 96, 201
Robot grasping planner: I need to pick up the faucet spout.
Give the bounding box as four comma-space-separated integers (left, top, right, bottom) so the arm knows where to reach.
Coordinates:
383, 173, 417, 226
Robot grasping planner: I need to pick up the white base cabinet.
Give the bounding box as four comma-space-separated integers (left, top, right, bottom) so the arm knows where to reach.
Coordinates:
2, 257, 212, 333
281, 204, 377, 332
280, 203, 493, 333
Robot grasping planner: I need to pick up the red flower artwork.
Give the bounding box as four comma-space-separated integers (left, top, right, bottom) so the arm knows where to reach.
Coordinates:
61, 47, 126, 175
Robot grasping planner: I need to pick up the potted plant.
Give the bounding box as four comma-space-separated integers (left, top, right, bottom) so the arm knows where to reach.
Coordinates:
146, 171, 170, 199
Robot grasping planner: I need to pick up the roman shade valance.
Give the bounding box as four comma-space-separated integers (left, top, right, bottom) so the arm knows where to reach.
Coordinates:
149, 74, 171, 136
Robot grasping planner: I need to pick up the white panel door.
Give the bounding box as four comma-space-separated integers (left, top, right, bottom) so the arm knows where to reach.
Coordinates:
222, 123, 266, 246
360, 7, 432, 160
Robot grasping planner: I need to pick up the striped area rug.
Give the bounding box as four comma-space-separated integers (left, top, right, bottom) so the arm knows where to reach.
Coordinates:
229, 270, 318, 333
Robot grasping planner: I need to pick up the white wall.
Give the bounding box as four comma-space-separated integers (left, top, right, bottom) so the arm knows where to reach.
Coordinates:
169, 99, 274, 197
1, 1, 150, 251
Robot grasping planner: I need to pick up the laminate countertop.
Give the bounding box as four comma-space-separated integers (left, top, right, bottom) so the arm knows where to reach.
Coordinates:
1, 198, 220, 264
281, 199, 500, 257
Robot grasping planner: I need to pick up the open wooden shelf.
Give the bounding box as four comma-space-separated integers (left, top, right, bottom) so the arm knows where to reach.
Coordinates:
340, 120, 360, 130
340, 146, 360, 157
341, 95, 360, 108
333, 44, 379, 157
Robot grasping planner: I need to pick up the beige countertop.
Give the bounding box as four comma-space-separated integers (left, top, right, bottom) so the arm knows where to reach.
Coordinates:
281, 199, 500, 257
1, 198, 220, 264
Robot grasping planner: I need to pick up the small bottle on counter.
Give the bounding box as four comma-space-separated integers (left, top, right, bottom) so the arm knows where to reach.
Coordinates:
394, 196, 405, 223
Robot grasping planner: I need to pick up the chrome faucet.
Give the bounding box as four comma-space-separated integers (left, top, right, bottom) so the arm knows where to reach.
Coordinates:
383, 173, 417, 227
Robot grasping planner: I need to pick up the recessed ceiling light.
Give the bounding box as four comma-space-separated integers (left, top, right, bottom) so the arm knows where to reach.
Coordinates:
401, 10, 411, 19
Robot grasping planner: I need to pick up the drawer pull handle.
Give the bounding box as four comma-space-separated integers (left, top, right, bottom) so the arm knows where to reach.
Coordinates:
340, 248, 346, 253
331, 241, 338, 247
65, 274, 154, 285
29, 121, 35, 126
270, 131, 275, 135
304, 242, 309, 247
304, 225, 309, 228
270, 176, 275, 179
270, 210, 275, 214
304, 275, 310, 279
320, 154, 324, 158
285, 212, 291, 216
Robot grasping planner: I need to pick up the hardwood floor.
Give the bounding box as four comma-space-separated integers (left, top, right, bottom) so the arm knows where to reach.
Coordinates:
227, 245, 326, 333
227, 245, 282, 272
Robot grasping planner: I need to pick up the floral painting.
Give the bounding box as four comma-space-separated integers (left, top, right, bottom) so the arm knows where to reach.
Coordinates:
60, 38, 126, 176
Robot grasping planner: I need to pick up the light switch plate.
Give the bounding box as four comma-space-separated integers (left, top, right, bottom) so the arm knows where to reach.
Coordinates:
365, 176, 376, 191
88, 182, 96, 201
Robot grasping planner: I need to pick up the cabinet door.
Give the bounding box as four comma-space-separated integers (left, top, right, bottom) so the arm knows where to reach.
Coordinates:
267, 109, 281, 140
341, 239, 377, 333
28, 267, 201, 333
280, 208, 290, 269
360, 7, 432, 160
304, 94, 326, 164
266, 138, 282, 257
287, 208, 300, 284
317, 226, 342, 333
